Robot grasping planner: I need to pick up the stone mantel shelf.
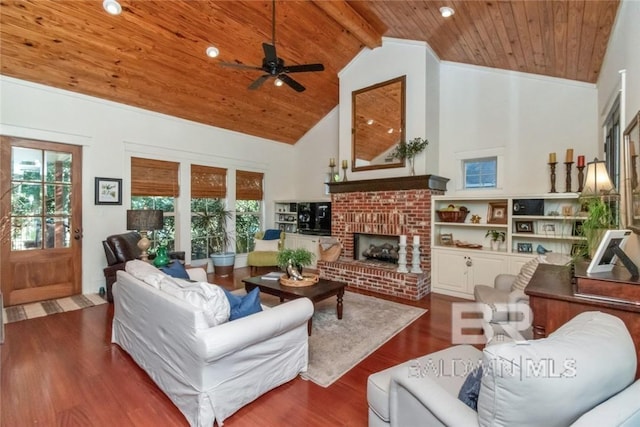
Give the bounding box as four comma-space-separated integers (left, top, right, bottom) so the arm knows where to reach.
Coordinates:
328, 174, 449, 194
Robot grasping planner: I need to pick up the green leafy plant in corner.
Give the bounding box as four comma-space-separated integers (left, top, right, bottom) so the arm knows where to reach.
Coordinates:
575, 197, 615, 260
192, 201, 234, 254
276, 248, 315, 271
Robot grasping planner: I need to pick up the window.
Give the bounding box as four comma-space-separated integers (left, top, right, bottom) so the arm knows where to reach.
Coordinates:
235, 170, 263, 253
190, 165, 227, 260
463, 157, 497, 189
130, 157, 179, 251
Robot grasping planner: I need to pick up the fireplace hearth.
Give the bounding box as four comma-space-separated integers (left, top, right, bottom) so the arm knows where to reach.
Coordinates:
354, 233, 399, 264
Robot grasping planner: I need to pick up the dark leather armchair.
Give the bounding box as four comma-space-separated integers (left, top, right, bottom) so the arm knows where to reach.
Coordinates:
102, 232, 184, 302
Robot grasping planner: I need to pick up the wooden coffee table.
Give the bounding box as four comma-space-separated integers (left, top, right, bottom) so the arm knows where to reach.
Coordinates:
242, 275, 347, 335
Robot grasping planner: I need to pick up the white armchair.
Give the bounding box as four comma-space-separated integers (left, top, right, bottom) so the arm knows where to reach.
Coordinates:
368, 311, 640, 427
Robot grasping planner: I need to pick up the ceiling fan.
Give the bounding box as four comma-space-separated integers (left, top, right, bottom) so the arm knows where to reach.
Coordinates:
219, 0, 324, 92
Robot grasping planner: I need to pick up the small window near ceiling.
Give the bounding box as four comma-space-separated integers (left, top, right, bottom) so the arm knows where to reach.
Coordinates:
464, 157, 497, 189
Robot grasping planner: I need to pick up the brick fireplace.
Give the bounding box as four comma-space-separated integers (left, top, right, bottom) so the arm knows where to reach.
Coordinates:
317, 175, 448, 300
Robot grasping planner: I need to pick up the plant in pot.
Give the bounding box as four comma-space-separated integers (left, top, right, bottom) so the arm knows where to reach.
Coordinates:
485, 229, 506, 251
276, 248, 315, 279
192, 202, 235, 276
390, 137, 429, 176
575, 197, 615, 260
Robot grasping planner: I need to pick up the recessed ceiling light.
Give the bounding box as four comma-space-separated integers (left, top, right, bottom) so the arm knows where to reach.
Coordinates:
367, 119, 374, 125
206, 46, 219, 58
387, 128, 394, 134
439, 6, 455, 18
274, 78, 284, 87
103, 0, 122, 15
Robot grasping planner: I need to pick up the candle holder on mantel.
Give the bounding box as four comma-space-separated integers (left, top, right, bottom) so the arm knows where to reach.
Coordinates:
577, 165, 585, 192
564, 162, 573, 192
341, 163, 348, 182
329, 165, 336, 182
549, 162, 558, 193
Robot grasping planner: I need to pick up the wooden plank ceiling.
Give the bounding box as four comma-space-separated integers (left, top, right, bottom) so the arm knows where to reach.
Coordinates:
0, 1, 619, 146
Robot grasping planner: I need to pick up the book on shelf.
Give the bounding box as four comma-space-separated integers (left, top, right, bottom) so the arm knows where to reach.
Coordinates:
261, 271, 282, 280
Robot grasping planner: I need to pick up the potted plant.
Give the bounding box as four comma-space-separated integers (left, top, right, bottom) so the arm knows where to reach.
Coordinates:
192, 202, 235, 276
576, 197, 615, 259
390, 137, 429, 176
485, 229, 506, 251
276, 248, 315, 277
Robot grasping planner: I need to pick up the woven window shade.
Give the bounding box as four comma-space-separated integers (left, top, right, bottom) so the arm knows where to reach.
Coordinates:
131, 157, 179, 197
191, 165, 227, 198
236, 170, 264, 200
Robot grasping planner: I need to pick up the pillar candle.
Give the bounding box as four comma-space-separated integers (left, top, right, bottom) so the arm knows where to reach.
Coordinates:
329, 158, 336, 167
565, 148, 574, 163
399, 235, 407, 245
577, 155, 585, 167
549, 152, 556, 163
413, 235, 420, 245
342, 160, 348, 169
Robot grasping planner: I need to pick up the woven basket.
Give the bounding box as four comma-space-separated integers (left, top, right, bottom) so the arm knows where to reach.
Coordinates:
318, 242, 342, 262
279, 273, 319, 287
436, 207, 469, 223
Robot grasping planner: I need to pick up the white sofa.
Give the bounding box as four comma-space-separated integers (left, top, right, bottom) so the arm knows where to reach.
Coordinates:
112, 268, 314, 427
368, 311, 640, 427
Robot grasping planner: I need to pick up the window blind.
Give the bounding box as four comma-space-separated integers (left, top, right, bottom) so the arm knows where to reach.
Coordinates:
131, 157, 179, 197
191, 164, 227, 198
236, 170, 263, 200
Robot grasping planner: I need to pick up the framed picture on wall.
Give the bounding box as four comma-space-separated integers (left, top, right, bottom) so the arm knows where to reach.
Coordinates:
95, 177, 122, 205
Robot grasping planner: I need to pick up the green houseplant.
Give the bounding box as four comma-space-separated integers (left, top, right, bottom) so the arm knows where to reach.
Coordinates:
485, 229, 506, 251
276, 248, 315, 276
576, 197, 615, 260
390, 137, 429, 176
192, 202, 235, 276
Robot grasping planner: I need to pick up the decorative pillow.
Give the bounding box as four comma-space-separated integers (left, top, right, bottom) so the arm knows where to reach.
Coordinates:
458, 366, 483, 410
223, 287, 263, 320
511, 257, 544, 291
263, 229, 281, 240
160, 260, 190, 279
253, 238, 279, 252
125, 259, 167, 289
161, 278, 230, 327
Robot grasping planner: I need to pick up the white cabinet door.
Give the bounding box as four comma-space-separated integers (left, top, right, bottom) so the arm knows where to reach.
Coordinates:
432, 250, 469, 295
296, 235, 320, 268
284, 234, 297, 250
467, 253, 508, 289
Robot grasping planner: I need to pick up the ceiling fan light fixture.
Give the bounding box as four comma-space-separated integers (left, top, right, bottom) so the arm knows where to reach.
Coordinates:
206, 46, 219, 58
103, 0, 122, 15
439, 6, 455, 18
274, 78, 284, 87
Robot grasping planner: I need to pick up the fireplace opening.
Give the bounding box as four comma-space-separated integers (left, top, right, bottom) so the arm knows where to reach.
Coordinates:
354, 233, 400, 264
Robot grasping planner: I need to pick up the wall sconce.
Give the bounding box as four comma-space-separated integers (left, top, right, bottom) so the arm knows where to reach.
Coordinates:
126, 209, 164, 261
581, 158, 616, 197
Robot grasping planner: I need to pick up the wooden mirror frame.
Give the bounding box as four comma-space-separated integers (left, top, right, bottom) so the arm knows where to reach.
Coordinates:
624, 110, 640, 234
351, 76, 406, 172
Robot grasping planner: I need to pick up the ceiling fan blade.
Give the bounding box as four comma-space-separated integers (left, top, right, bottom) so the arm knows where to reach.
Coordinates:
283, 64, 325, 73
219, 62, 263, 71
278, 74, 305, 92
249, 74, 271, 90
262, 43, 277, 63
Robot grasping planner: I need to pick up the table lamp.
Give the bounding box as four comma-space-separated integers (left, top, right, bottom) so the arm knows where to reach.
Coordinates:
581, 157, 616, 196
126, 209, 164, 261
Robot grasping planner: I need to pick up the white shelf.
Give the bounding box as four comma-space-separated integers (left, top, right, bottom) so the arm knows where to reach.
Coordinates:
434, 222, 509, 228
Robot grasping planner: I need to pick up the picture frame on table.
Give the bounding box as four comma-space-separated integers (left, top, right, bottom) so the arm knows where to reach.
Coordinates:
515, 220, 534, 233
487, 202, 508, 224
517, 242, 533, 253
95, 177, 122, 205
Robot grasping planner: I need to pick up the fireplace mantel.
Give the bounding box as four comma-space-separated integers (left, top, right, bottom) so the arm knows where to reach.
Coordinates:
328, 174, 449, 194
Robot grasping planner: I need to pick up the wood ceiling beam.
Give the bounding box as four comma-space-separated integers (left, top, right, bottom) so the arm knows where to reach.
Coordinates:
311, 0, 382, 49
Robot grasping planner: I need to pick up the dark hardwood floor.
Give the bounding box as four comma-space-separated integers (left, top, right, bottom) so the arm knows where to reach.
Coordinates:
1, 267, 465, 426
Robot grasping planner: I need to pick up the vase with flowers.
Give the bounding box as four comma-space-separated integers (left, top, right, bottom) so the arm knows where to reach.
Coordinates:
390, 137, 429, 175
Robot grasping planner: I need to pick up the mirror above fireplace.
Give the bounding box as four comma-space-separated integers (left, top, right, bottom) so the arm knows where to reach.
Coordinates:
351, 76, 406, 172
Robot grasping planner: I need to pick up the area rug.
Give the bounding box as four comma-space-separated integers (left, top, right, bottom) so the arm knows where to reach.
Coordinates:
2, 294, 107, 324
301, 291, 426, 387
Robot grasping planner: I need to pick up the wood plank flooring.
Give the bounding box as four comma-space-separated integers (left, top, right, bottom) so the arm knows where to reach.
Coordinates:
1, 267, 466, 426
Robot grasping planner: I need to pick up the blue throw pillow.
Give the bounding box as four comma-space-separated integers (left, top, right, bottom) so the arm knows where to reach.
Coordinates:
458, 366, 483, 410
263, 229, 281, 240
160, 260, 190, 279
223, 288, 263, 320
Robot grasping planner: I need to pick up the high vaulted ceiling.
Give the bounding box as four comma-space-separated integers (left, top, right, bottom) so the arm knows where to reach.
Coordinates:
0, 1, 620, 145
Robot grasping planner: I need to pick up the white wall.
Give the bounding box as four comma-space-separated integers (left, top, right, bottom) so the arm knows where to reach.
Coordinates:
597, 0, 640, 258
0, 76, 296, 295
439, 63, 598, 195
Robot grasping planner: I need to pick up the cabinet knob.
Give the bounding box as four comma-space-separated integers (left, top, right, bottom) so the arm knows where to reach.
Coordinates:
466, 259, 472, 267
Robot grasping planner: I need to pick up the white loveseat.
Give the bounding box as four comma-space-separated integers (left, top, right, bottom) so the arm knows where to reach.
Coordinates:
112, 267, 314, 427
368, 311, 640, 427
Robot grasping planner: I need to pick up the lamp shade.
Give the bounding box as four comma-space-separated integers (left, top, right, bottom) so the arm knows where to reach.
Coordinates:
581, 158, 616, 196
127, 209, 164, 231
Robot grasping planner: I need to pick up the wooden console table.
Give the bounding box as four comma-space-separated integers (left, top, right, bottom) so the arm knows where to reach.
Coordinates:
525, 263, 640, 379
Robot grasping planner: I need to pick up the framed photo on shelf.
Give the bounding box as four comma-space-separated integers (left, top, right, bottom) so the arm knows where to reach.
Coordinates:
95, 177, 122, 205
439, 233, 454, 246
517, 242, 533, 253
515, 220, 534, 233
543, 223, 555, 233
572, 220, 584, 236
487, 202, 508, 224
